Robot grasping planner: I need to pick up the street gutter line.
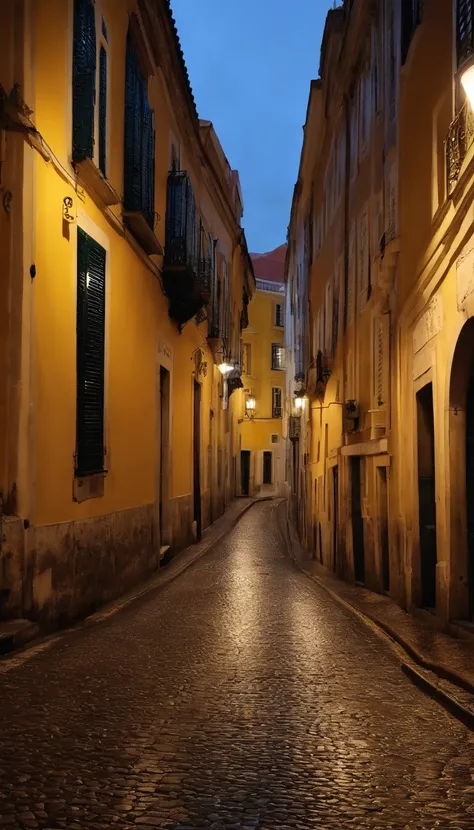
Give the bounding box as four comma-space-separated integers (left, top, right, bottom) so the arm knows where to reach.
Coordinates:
276, 502, 474, 732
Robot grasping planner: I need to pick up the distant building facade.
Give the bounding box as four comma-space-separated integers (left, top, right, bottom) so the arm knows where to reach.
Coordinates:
239, 246, 286, 497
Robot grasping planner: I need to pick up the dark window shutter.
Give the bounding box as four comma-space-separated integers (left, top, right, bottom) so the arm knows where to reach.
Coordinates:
73, 0, 96, 163
124, 31, 155, 228
124, 34, 142, 212
142, 97, 155, 228
99, 45, 107, 176
458, 0, 474, 68
76, 228, 106, 477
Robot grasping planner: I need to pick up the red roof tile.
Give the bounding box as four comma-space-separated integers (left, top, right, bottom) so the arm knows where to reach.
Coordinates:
250, 244, 287, 283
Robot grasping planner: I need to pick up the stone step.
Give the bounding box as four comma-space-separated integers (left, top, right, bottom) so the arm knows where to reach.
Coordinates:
0, 619, 39, 656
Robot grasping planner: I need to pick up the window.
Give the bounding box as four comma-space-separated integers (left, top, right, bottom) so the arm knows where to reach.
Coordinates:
124, 30, 155, 228
401, 0, 423, 65
73, 0, 96, 164
458, 0, 474, 69
275, 302, 284, 327
242, 343, 251, 375
170, 140, 180, 172
271, 343, 285, 370
271, 434, 279, 444
72, 1, 109, 175
98, 43, 107, 175
76, 228, 106, 477
272, 387, 283, 418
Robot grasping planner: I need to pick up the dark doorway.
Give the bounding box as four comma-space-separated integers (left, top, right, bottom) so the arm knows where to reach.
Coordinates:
332, 466, 338, 573
263, 452, 273, 484
466, 374, 474, 616
378, 466, 390, 593
241, 450, 250, 496
193, 379, 202, 541
351, 457, 365, 584
159, 366, 170, 549
417, 382, 436, 609
263, 451, 272, 485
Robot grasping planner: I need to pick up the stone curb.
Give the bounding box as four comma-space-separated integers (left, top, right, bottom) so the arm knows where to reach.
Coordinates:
277, 503, 474, 730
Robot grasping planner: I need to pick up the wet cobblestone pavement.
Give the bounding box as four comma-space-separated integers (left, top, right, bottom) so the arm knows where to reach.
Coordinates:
2, 501, 474, 829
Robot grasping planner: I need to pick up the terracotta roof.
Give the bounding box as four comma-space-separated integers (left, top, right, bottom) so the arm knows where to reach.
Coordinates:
250, 244, 287, 283
165, 1, 198, 118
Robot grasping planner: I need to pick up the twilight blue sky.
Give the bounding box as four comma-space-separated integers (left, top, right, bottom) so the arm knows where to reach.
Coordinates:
170, 0, 333, 254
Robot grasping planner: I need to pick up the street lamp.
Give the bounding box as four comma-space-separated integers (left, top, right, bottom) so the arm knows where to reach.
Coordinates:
218, 361, 233, 375
294, 394, 306, 410
461, 60, 474, 111
245, 395, 256, 419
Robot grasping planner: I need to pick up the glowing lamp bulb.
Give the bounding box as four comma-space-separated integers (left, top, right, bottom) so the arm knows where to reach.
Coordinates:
218, 362, 233, 375
461, 63, 474, 111
245, 396, 256, 411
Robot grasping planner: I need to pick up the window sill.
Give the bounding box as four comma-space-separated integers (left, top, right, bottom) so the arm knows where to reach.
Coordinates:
73, 471, 106, 503
75, 158, 120, 206
123, 211, 162, 256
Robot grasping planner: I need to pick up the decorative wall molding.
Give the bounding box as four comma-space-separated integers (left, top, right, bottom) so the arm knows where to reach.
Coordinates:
413, 295, 443, 354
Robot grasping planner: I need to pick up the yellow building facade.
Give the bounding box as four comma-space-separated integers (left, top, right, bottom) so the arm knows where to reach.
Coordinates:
287, 0, 474, 630
239, 249, 286, 497
0, 0, 253, 626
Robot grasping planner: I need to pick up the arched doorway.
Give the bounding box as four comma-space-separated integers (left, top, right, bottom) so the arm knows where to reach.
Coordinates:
449, 317, 474, 620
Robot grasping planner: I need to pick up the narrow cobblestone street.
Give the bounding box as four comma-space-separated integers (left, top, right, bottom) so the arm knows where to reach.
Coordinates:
1, 501, 474, 829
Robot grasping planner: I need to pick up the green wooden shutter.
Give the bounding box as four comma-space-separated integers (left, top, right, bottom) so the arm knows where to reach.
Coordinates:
76, 228, 106, 476
73, 0, 96, 163
124, 32, 155, 226
124, 33, 142, 213
99, 45, 107, 176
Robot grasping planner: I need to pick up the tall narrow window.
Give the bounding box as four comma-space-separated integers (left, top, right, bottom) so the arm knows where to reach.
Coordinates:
458, 0, 474, 68
124, 31, 155, 228
272, 387, 283, 418
401, 0, 423, 65
99, 45, 107, 175
275, 302, 284, 327
72, 0, 96, 162
76, 228, 106, 477
271, 343, 285, 370
242, 343, 251, 375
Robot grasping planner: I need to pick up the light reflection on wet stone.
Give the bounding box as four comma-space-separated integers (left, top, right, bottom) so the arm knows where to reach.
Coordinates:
0, 501, 474, 828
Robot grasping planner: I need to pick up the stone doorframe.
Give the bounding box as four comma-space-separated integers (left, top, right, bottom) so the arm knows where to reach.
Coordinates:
447, 317, 474, 621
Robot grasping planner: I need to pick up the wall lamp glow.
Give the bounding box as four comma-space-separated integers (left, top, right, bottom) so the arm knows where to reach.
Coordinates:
245, 396, 256, 419
218, 362, 234, 375
294, 395, 306, 409
461, 60, 474, 111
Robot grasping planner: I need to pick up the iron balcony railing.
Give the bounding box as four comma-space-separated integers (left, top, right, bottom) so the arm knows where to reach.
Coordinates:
256, 278, 285, 294
164, 170, 199, 272
272, 406, 283, 419
163, 170, 211, 324
289, 415, 301, 441
446, 101, 474, 195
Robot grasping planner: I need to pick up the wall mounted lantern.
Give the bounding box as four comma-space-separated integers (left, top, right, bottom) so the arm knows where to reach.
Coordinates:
461, 60, 474, 111
294, 393, 307, 410
218, 361, 234, 375
245, 396, 256, 419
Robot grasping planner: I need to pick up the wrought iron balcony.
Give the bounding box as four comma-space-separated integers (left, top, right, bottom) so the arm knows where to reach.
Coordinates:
446, 101, 474, 195
289, 415, 301, 441
163, 170, 211, 325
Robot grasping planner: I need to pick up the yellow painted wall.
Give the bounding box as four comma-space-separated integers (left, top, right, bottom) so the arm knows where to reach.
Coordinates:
29, 0, 246, 528
241, 286, 285, 489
